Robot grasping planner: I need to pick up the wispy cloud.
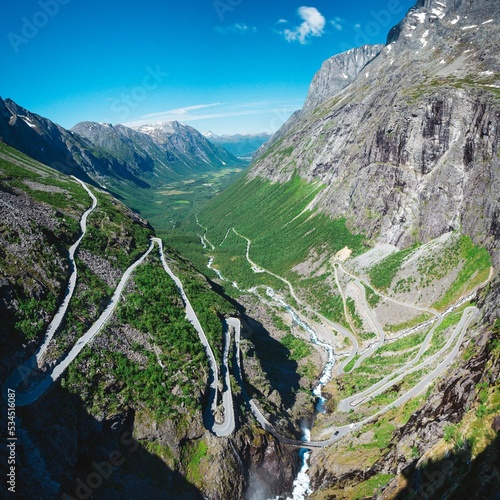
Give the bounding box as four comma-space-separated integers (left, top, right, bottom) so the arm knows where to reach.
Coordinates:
282, 6, 326, 44
331, 16, 344, 31
215, 23, 257, 35
122, 99, 304, 131
140, 103, 221, 120
124, 102, 259, 127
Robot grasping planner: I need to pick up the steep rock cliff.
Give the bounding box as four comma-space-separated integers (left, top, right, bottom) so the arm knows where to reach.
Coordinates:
302, 44, 384, 112
250, 0, 500, 261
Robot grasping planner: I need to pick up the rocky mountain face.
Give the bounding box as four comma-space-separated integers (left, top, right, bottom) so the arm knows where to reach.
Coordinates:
0, 98, 149, 189
224, 0, 499, 497
71, 121, 170, 179
134, 121, 245, 171
2, 0, 499, 498
205, 131, 272, 158
302, 44, 384, 112
254, 44, 382, 161
308, 314, 500, 499
241, 0, 500, 497
252, 0, 500, 263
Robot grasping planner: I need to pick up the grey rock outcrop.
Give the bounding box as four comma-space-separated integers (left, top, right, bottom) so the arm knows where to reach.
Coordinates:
255, 45, 383, 161
71, 122, 162, 177
303, 44, 384, 112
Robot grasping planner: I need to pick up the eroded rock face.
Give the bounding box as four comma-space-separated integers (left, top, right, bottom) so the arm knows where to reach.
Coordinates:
233, 428, 300, 500
250, 2, 500, 497
251, 0, 500, 261
302, 44, 384, 112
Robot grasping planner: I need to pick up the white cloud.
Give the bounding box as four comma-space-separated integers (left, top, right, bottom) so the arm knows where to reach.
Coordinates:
215, 23, 257, 35
123, 103, 260, 128
140, 103, 221, 120
283, 6, 326, 44
122, 99, 304, 132
277, 18, 288, 24
331, 16, 344, 31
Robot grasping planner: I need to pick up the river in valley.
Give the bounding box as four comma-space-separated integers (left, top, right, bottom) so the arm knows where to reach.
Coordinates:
200, 228, 338, 499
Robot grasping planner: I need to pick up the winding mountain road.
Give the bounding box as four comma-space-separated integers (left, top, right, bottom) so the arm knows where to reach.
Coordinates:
3, 239, 155, 406
2, 186, 235, 437
36, 177, 97, 364
231, 228, 356, 366
223, 304, 478, 448
347, 279, 385, 372
206, 225, 486, 447
153, 237, 235, 437
3, 183, 486, 452
2, 177, 98, 404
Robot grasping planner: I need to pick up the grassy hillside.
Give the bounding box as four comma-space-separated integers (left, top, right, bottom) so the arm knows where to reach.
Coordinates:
200, 174, 366, 278
0, 140, 241, 497
0, 140, 154, 347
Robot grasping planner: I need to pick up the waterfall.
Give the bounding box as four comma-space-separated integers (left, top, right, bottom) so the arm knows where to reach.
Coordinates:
264, 287, 336, 499
287, 447, 312, 500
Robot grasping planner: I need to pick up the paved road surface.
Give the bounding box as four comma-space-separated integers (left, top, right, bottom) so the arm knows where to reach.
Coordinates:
219, 306, 477, 448
3, 240, 155, 406
4, 229, 235, 438
215, 230, 483, 447
153, 238, 235, 437
36, 177, 97, 363
3, 178, 98, 404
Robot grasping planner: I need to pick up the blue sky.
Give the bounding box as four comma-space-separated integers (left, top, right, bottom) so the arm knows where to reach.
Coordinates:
0, 0, 415, 134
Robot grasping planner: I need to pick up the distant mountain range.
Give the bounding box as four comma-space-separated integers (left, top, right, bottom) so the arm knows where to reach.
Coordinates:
0, 97, 147, 188
0, 97, 245, 193
204, 131, 272, 158
73, 120, 244, 180
134, 121, 242, 169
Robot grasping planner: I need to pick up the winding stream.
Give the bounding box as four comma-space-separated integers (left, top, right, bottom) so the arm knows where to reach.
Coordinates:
198, 221, 489, 498
200, 223, 337, 498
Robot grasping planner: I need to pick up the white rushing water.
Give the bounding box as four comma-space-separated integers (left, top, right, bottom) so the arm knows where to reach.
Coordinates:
198, 234, 207, 249
265, 288, 337, 399
287, 448, 312, 500
207, 257, 227, 282
265, 287, 337, 499
203, 239, 336, 500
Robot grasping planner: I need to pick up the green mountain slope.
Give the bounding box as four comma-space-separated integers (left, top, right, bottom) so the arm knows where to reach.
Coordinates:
0, 141, 268, 499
